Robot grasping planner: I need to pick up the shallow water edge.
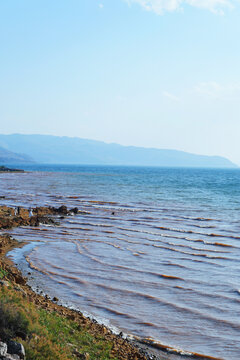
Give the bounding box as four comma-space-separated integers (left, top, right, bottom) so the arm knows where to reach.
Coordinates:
8, 241, 223, 360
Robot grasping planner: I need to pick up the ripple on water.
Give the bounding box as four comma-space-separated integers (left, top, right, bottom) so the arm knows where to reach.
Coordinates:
3, 167, 240, 359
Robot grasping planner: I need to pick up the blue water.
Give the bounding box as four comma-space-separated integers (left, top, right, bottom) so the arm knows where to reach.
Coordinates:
2, 165, 240, 359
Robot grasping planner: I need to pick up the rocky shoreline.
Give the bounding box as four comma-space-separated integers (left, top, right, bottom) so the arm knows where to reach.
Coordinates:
0, 205, 222, 360
0, 166, 24, 173
0, 205, 151, 360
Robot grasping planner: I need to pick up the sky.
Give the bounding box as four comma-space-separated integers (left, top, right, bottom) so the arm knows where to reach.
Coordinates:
0, 0, 240, 164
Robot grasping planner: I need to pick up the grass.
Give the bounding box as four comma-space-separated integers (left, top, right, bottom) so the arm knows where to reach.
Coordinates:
0, 267, 8, 279
0, 284, 119, 360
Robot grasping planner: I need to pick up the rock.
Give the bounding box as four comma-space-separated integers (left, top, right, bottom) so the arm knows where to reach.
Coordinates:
102, 327, 108, 335
68, 313, 76, 321
0, 217, 12, 229
52, 296, 58, 302
0, 206, 14, 217
29, 216, 40, 227
0, 342, 7, 356
70, 207, 78, 214
29, 215, 57, 227
32, 207, 53, 216
14, 275, 26, 286
2, 354, 21, 360
13, 286, 27, 297
72, 350, 90, 359
0, 280, 9, 287
18, 208, 29, 219
57, 205, 68, 215
7, 341, 25, 360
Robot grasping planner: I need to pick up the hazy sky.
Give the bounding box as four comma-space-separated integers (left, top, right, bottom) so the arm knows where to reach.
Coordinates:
0, 0, 240, 164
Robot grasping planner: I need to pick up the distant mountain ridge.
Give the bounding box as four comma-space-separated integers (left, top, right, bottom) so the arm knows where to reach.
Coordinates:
0, 145, 33, 164
0, 134, 237, 168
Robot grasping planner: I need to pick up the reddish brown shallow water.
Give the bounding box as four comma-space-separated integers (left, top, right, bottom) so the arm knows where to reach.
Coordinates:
1, 166, 240, 359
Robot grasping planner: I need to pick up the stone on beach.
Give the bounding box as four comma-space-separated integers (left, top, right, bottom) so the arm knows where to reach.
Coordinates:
0, 342, 7, 357
0, 341, 25, 360
7, 341, 25, 360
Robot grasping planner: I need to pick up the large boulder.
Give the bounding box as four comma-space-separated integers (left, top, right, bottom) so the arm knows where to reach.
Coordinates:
7, 341, 25, 360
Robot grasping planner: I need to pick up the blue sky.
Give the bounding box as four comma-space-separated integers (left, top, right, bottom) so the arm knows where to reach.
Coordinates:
0, 0, 240, 163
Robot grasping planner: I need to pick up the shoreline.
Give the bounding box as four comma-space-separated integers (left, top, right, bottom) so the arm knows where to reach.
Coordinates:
0, 234, 148, 360
0, 165, 24, 173
0, 205, 223, 360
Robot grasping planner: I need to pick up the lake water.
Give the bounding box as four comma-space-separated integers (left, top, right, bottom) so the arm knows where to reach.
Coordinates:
1, 165, 240, 359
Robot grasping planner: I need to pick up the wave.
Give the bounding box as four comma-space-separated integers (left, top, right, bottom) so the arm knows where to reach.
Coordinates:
136, 337, 223, 360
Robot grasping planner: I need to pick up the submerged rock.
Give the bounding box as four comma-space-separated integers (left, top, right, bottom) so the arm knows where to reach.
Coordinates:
29, 215, 57, 227
70, 207, 78, 214
56, 205, 68, 214
49, 205, 79, 215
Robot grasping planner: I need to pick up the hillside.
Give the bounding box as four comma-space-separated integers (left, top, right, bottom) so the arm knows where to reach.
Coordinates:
0, 145, 33, 164
0, 134, 237, 168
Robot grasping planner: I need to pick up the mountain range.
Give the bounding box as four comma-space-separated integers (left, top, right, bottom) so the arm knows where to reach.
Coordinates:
0, 134, 237, 168
0, 145, 33, 164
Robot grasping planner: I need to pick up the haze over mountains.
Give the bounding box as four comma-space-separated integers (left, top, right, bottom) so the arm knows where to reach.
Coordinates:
0, 145, 33, 164
0, 134, 237, 168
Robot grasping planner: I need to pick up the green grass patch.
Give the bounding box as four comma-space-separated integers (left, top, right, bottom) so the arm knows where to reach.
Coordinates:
0, 287, 118, 360
0, 267, 8, 279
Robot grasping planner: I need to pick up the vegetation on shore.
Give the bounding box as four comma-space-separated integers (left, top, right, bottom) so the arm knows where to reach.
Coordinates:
0, 278, 119, 360
0, 206, 148, 360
